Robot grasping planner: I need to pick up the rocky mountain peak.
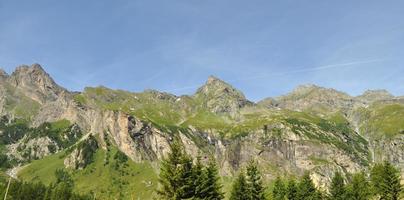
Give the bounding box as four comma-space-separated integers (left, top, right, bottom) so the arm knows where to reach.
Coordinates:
290, 84, 322, 95
357, 89, 394, 102
196, 76, 242, 96
202, 75, 233, 89
206, 75, 224, 84
194, 76, 253, 115
12, 63, 51, 81
274, 84, 353, 111
8, 63, 67, 104
0, 68, 9, 81
283, 84, 351, 100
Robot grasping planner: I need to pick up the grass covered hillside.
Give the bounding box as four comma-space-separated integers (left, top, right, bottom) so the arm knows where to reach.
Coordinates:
357, 103, 404, 139
19, 147, 158, 200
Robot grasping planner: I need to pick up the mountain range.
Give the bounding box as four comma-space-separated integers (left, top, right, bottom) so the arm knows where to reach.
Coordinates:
0, 64, 403, 199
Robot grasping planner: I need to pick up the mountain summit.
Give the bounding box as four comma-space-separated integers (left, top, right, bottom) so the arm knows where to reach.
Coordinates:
274, 84, 354, 112
356, 89, 394, 102
194, 75, 253, 115
7, 63, 67, 104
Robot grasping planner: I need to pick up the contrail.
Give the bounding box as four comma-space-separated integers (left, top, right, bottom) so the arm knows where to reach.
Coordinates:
168, 58, 387, 92
229, 58, 386, 82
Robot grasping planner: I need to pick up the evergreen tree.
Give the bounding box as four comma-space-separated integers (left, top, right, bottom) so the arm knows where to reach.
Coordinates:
49, 182, 73, 200
157, 140, 195, 200
193, 156, 205, 199
230, 171, 250, 200
0, 178, 90, 200
246, 160, 266, 200
370, 162, 384, 198
272, 177, 286, 200
371, 161, 402, 200
55, 168, 74, 188
296, 172, 321, 200
194, 158, 224, 200
329, 171, 346, 200
286, 179, 298, 200
177, 154, 195, 198
345, 172, 371, 200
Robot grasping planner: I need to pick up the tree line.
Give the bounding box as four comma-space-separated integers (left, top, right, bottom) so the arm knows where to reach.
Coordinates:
0, 169, 93, 200
158, 141, 403, 200
272, 161, 402, 200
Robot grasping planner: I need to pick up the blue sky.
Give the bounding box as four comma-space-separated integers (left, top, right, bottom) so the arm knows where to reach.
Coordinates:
0, 0, 403, 101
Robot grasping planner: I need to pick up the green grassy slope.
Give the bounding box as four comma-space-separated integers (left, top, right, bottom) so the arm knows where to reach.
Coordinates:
19, 147, 158, 200
1, 84, 41, 120
358, 104, 404, 139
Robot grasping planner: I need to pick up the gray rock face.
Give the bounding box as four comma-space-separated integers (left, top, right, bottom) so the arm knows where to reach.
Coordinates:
356, 89, 394, 103
369, 137, 404, 169
194, 76, 254, 115
0, 69, 9, 81
192, 124, 365, 188
7, 136, 59, 161
7, 64, 68, 104
274, 84, 355, 112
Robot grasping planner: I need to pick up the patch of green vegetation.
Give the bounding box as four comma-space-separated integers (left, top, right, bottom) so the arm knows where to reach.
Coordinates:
278, 111, 369, 166
0, 117, 30, 145
181, 111, 231, 131
360, 104, 404, 139
19, 147, 158, 200
27, 120, 81, 149
74, 148, 158, 199
0, 117, 81, 162
328, 112, 349, 124
50, 119, 71, 131
82, 87, 188, 129
131, 103, 183, 127
19, 151, 66, 184
73, 93, 87, 105
0, 144, 11, 169
2, 84, 40, 120
308, 156, 330, 165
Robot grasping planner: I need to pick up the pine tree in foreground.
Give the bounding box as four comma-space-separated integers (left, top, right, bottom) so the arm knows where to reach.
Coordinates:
193, 156, 205, 199
296, 172, 321, 200
329, 171, 346, 200
230, 171, 250, 200
157, 140, 194, 200
371, 161, 402, 200
271, 177, 286, 200
246, 160, 266, 200
345, 171, 371, 200
286, 179, 298, 200
193, 158, 224, 200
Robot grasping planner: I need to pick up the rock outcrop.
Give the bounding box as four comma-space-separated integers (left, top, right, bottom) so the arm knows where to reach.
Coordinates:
194, 76, 254, 115
356, 89, 394, 103
7, 64, 68, 104
274, 84, 355, 112
64, 136, 98, 169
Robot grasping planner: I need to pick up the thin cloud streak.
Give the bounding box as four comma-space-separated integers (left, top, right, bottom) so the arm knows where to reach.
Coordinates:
168, 58, 388, 93
229, 58, 387, 82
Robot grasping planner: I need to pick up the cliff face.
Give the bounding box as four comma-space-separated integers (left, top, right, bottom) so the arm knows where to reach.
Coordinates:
1, 64, 403, 189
